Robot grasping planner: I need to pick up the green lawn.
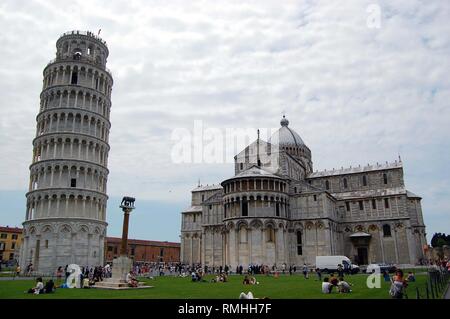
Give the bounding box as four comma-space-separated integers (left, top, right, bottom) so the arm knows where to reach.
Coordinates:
0, 273, 433, 299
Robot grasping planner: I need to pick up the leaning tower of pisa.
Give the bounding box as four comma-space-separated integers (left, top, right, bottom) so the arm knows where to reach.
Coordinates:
20, 31, 113, 274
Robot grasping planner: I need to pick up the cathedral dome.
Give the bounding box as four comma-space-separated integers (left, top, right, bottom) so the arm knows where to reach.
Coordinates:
269, 115, 305, 147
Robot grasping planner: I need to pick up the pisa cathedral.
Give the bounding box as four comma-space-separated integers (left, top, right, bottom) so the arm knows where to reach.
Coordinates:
180, 116, 427, 268
20, 31, 112, 274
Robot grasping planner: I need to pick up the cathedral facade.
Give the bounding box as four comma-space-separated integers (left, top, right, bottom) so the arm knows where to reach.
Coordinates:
180, 116, 427, 268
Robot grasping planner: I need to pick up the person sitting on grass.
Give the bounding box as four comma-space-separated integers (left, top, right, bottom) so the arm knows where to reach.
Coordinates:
44, 279, 56, 293
406, 272, 416, 282
191, 271, 203, 282
239, 291, 255, 299
243, 275, 251, 284
27, 277, 44, 294
220, 272, 228, 282
220, 273, 228, 282
321, 277, 332, 294
126, 271, 138, 288
83, 277, 90, 288
383, 270, 391, 282
337, 277, 352, 293
329, 273, 339, 288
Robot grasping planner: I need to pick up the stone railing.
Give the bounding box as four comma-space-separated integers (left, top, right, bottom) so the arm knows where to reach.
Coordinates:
59, 30, 108, 47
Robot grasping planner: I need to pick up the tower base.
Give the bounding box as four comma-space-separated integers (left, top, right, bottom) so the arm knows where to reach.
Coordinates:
94, 256, 152, 290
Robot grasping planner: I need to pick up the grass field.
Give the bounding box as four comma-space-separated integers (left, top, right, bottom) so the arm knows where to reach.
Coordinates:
0, 273, 432, 299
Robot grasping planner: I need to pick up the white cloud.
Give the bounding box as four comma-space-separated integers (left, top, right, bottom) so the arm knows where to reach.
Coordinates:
0, 0, 449, 239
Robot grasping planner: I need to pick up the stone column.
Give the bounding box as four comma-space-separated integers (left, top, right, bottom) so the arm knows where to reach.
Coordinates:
392, 225, 400, 263
52, 232, 58, 271
325, 224, 332, 255
199, 234, 203, 265
180, 234, 184, 263
190, 236, 193, 265
120, 209, 131, 255
99, 234, 104, 266
229, 227, 236, 268
261, 227, 266, 265
70, 232, 76, 264
405, 222, 417, 265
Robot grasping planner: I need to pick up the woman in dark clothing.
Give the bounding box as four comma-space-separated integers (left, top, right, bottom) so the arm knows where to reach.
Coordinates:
44, 279, 55, 293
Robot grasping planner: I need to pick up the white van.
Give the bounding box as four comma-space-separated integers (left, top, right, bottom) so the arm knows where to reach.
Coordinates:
315, 256, 360, 274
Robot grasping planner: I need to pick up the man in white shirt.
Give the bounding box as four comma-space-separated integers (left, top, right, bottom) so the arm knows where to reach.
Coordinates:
337, 278, 352, 293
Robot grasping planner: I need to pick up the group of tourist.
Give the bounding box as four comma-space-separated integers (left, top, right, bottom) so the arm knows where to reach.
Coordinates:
211, 273, 228, 283
243, 275, 258, 285
418, 257, 450, 269
318, 263, 358, 294
26, 277, 56, 294
389, 269, 412, 299
321, 275, 353, 294
191, 269, 205, 282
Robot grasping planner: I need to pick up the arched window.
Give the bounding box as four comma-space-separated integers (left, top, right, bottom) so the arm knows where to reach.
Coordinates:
343, 178, 348, 188
71, 71, 78, 85
383, 173, 388, 185
325, 180, 330, 190
383, 224, 391, 237
242, 198, 248, 216
297, 230, 303, 255
240, 163, 243, 170
266, 227, 275, 243
275, 202, 280, 216
239, 226, 247, 243
362, 175, 367, 186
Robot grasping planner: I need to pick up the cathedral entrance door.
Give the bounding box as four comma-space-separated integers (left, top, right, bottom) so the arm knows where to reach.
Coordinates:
357, 247, 368, 265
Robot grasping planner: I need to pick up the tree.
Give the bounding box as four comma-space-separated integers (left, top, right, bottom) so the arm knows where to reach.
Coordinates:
431, 232, 450, 248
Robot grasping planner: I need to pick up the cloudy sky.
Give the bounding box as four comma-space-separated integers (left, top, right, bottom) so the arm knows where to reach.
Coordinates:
0, 0, 449, 243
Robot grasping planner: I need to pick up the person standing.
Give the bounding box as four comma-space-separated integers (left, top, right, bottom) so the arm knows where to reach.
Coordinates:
302, 263, 309, 279
337, 264, 344, 278
64, 265, 69, 280
390, 269, 408, 299
315, 268, 322, 281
